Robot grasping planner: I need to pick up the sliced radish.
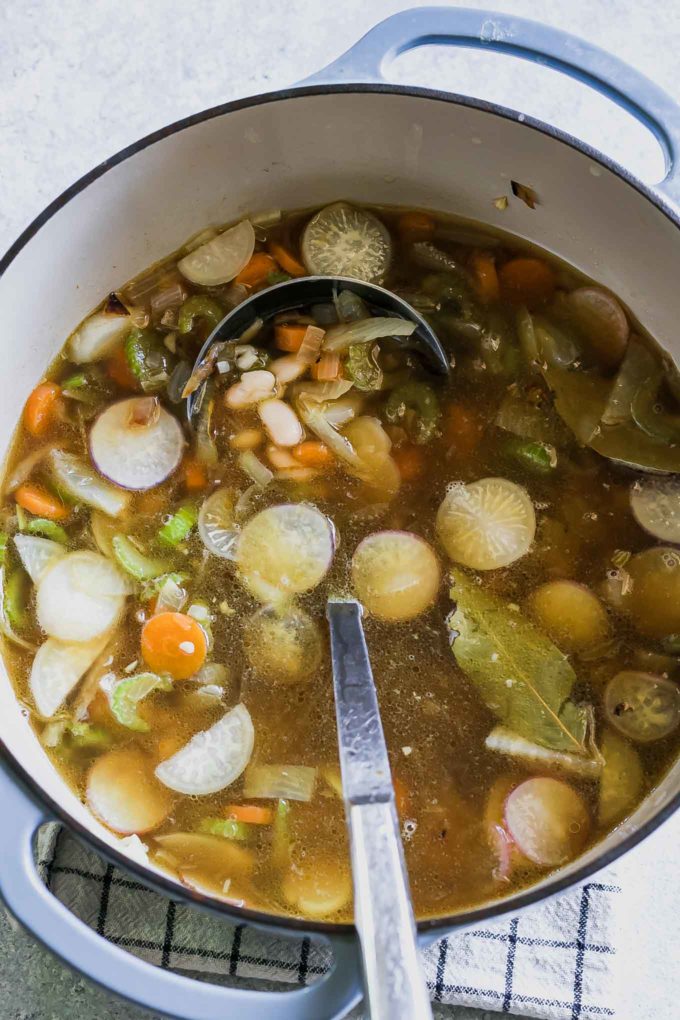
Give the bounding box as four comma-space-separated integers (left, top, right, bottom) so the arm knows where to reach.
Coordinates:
87, 749, 172, 835
154, 832, 255, 890
244, 606, 323, 682
90, 511, 118, 557
504, 777, 590, 867
351, 531, 440, 621
90, 398, 185, 491
236, 503, 335, 603
14, 535, 66, 585
257, 399, 303, 448
604, 670, 680, 743
302, 203, 392, 283
155, 703, 254, 795
36, 550, 129, 642
30, 634, 109, 717
198, 487, 238, 559
281, 856, 351, 918
630, 476, 680, 544
565, 287, 629, 370
485, 726, 602, 779
50, 449, 130, 517
527, 580, 610, 653
68, 307, 132, 364
178, 220, 255, 287
436, 477, 536, 570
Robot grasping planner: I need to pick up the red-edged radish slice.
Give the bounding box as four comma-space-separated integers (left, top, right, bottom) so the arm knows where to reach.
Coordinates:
30, 634, 109, 717
14, 535, 65, 585
624, 546, 680, 638
50, 449, 130, 517
504, 777, 590, 867
630, 477, 680, 544
90, 398, 185, 490
155, 703, 254, 795
87, 749, 172, 835
565, 287, 629, 369
604, 671, 680, 743
236, 503, 335, 603
178, 220, 255, 287
36, 551, 129, 642
436, 477, 536, 570
598, 728, 644, 825
351, 531, 440, 621
527, 580, 610, 653
68, 307, 132, 364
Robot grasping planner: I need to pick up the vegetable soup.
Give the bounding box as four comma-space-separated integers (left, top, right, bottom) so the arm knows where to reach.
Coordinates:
3, 202, 680, 921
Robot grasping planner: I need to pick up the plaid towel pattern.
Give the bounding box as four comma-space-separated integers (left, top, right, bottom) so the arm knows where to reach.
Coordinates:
36, 825, 621, 1020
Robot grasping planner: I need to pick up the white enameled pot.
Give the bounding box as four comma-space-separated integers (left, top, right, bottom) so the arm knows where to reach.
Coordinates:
1, 9, 680, 1019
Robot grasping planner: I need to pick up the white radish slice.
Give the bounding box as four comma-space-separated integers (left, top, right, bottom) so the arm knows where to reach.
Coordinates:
51, 449, 130, 517
565, 287, 629, 369
630, 476, 680, 544
36, 551, 129, 642
504, 777, 590, 867
155, 703, 254, 795
198, 487, 238, 559
598, 728, 644, 825
604, 670, 680, 743
154, 833, 254, 889
436, 477, 536, 570
351, 531, 440, 621
68, 308, 131, 364
178, 220, 255, 287
30, 634, 109, 717
244, 606, 323, 682
90, 398, 185, 491
485, 726, 602, 779
282, 857, 352, 918
87, 749, 172, 835
14, 535, 66, 585
236, 503, 335, 603
302, 202, 392, 283
527, 580, 610, 652
258, 399, 303, 448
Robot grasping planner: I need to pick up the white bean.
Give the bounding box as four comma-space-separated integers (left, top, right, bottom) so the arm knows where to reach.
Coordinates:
266, 444, 298, 469
271, 355, 308, 385
225, 370, 276, 409
230, 428, 264, 451
258, 399, 304, 447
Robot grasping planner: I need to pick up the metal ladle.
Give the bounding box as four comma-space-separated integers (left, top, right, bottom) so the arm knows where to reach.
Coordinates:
186, 274, 449, 418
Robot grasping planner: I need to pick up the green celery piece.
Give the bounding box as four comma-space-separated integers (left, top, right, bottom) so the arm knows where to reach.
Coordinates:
198, 818, 250, 842
23, 517, 69, 544
503, 437, 557, 474
112, 535, 169, 581
68, 721, 113, 749
385, 381, 441, 444
158, 504, 198, 547
271, 799, 291, 869
177, 296, 224, 335
346, 343, 383, 391
4, 568, 29, 631
266, 271, 291, 286
140, 571, 189, 601
447, 568, 589, 754
125, 328, 174, 393
0, 534, 7, 565
111, 672, 172, 732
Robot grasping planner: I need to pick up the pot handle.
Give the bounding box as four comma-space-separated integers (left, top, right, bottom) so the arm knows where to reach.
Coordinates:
0, 768, 363, 1020
301, 6, 680, 205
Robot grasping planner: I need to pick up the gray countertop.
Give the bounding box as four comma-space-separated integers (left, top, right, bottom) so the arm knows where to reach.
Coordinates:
1, 1, 680, 1018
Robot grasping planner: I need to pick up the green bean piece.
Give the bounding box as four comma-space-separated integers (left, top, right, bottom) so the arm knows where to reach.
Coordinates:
346, 343, 383, 391
4, 568, 29, 630
385, 381, 441, 444
158, 504, 198, 548
267, 271, 291, 286
178, 296, 225, 336
504, 436, 557, 474
125, 328, 175, 393
198, 818, 251, 842
23, 518, 69, 544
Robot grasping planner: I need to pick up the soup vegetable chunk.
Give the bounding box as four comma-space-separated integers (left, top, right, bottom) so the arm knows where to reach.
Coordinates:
4, 202, 680, 922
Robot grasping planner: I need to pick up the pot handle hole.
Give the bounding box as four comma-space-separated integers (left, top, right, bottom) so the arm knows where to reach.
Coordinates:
0, 768, 363, 1020
300, 6, 680, 205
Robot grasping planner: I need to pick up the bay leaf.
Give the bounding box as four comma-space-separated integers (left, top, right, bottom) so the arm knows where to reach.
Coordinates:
447, 568, 589, 753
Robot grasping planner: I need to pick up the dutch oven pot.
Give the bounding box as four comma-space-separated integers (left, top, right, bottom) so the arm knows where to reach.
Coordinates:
2, 8, 680, 1019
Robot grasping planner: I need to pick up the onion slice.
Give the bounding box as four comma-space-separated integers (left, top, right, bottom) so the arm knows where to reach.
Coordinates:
243, 763, 317, 802
90, 398, 185, 491
14, 535, 66, 585
155, 703, 254, 795
50, 449, 130, 517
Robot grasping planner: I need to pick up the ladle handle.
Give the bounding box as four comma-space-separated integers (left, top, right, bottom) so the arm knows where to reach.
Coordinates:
327, 600, 432, 1020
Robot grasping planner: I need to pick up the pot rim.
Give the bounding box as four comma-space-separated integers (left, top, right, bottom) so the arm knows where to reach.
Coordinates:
2, 81, 679, 938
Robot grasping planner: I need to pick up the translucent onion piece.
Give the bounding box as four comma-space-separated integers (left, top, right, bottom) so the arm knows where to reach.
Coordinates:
30, 634, 110, 717
51, 449, 130, 517
243, 763, 317, 802
4, 445, 51, 493
237, 450, 273, 489
351, 531, 440, 621
485, 727, 601, 779
14, 534, 66, 585
178, 220, 255, 287
155, 703, 254, 795
437, 478, 536, 570
198, 487, 239, 559
323, 316, 416, 353
90, 398, 185, 491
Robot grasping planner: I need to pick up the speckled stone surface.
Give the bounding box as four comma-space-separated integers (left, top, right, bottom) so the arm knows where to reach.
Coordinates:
1, 2, 680, 1018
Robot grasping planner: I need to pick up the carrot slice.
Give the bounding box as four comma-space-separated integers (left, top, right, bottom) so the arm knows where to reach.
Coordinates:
15, 483, 69, 521
393, 444, 426, 482
225, 804, 273, 825
292, 441, 334, 468
235, 252, 278, 287
24, 382, 61, 437
274, 323, 308, 352
397, 211, 435, 240
106, 345, 138, 390
443, 403, 484, 458
183, 457, 208, 492
392, 776, 411, 818
269, 241, 306, 278
499, 257, 556, 308
470, 252, 500, 303
141, 612, 207, 680
311, 352, 341, 381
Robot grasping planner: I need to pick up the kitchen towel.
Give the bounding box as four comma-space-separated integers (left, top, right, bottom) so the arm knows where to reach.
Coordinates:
36, 824, 622, 1019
